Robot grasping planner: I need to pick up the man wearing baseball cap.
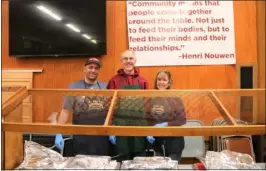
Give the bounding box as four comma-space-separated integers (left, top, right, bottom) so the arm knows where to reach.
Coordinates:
54, 57, 109, 156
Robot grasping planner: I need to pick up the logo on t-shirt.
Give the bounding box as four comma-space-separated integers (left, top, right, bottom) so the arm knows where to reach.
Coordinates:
87, 99, 104, 110
151, 105, 165, 115
73, 96, 104, 112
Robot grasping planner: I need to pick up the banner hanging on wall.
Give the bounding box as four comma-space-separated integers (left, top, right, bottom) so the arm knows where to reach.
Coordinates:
126, 1, 236, 66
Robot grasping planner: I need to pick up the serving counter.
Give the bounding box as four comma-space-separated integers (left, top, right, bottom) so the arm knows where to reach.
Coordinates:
1, 87, 265, 169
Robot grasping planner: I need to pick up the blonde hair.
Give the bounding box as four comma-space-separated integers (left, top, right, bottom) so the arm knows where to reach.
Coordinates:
154, 70, 173, 89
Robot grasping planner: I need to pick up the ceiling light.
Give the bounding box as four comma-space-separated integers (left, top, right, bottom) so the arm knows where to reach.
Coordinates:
82, 34, 91, 40
37, 5, 62, 21
66, 24, 80, 33
91, 39, 97, 44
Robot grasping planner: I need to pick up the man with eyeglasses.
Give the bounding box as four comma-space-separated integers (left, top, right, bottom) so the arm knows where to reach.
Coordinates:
107, 50, 149, 161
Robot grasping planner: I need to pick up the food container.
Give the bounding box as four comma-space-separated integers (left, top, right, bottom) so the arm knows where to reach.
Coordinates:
16, 141, 120, 169
121, 157, 178, 170
197, 150, 261, 170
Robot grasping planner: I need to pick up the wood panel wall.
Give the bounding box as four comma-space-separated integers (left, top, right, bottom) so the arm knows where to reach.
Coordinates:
2, 1, 260, 124
256, 1, 265, 124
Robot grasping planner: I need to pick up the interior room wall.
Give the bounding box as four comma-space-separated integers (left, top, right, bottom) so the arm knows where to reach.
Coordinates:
1, 1, 260, 124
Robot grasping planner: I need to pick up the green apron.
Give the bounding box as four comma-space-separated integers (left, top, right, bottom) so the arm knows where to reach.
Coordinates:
113, 84, 148, 157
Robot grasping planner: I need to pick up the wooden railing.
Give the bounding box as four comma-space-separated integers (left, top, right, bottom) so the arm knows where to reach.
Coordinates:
1, 88, 265, 169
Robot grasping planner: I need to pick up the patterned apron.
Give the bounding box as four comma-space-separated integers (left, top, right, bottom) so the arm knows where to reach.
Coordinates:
72, 95, 108, 155
113, 83, 148, 157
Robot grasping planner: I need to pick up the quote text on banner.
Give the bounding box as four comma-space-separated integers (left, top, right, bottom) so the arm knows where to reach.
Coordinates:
127, 1, 236, 66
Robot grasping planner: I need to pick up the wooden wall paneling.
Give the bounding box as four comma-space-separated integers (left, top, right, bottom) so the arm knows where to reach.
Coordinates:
1, 1, 258, 124
102, 1, 116, 78
1, 86, 22, 169
2, 92, 15, 104
3, 103, 24, 169
1, 86, 28, 117
1, 131, 4, 169
2, 87, 31, 169
233, 1, 257, 63
2, 72, 32, 122
256, 1, 265, 124
113, 1, 128, 72
256, 1, 265, 89
2, 70, 42, 122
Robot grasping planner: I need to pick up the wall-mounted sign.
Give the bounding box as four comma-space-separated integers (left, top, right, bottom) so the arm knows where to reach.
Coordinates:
127, 1, 236, 66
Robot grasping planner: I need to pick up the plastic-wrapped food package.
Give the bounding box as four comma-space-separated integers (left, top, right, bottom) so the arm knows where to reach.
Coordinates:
103, 161, 121, 170
133, 156, 172, 162
84, 156, 120, 169
16, 141, 120, 169
16, 141, 65, 169
121, 160, 178, 170
198, 150, 261, 170
62, 155, 112, 169
62, 157, 90, 169
121, 157, 178, 170
59, 156, 120, 169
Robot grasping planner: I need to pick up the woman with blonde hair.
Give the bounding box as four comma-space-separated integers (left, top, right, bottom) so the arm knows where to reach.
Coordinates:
146, 70, 186, 161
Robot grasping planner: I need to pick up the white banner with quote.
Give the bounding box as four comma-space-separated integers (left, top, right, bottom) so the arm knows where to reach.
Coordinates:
127, 1, 236, 66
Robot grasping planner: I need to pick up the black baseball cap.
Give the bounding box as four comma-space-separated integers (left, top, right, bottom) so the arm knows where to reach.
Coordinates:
85, 57, 101, 68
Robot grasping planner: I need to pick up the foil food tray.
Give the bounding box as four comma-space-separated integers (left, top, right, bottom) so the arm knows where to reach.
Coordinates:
121, 157, 178, 170
16, 141, 120, 169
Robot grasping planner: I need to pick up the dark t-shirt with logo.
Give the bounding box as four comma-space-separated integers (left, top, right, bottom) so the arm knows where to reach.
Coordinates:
63, 79, 107, 111
62, 80, 107, 144
146, 97, 186, 126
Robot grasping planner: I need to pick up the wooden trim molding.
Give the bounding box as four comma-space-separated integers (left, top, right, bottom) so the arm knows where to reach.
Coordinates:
2, 87, 29, 117
208, 91, 237, 125
104, 91, 118, 126
256, 1, 265, 124
2, 122, 265, 136
2, 69, 43, 72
